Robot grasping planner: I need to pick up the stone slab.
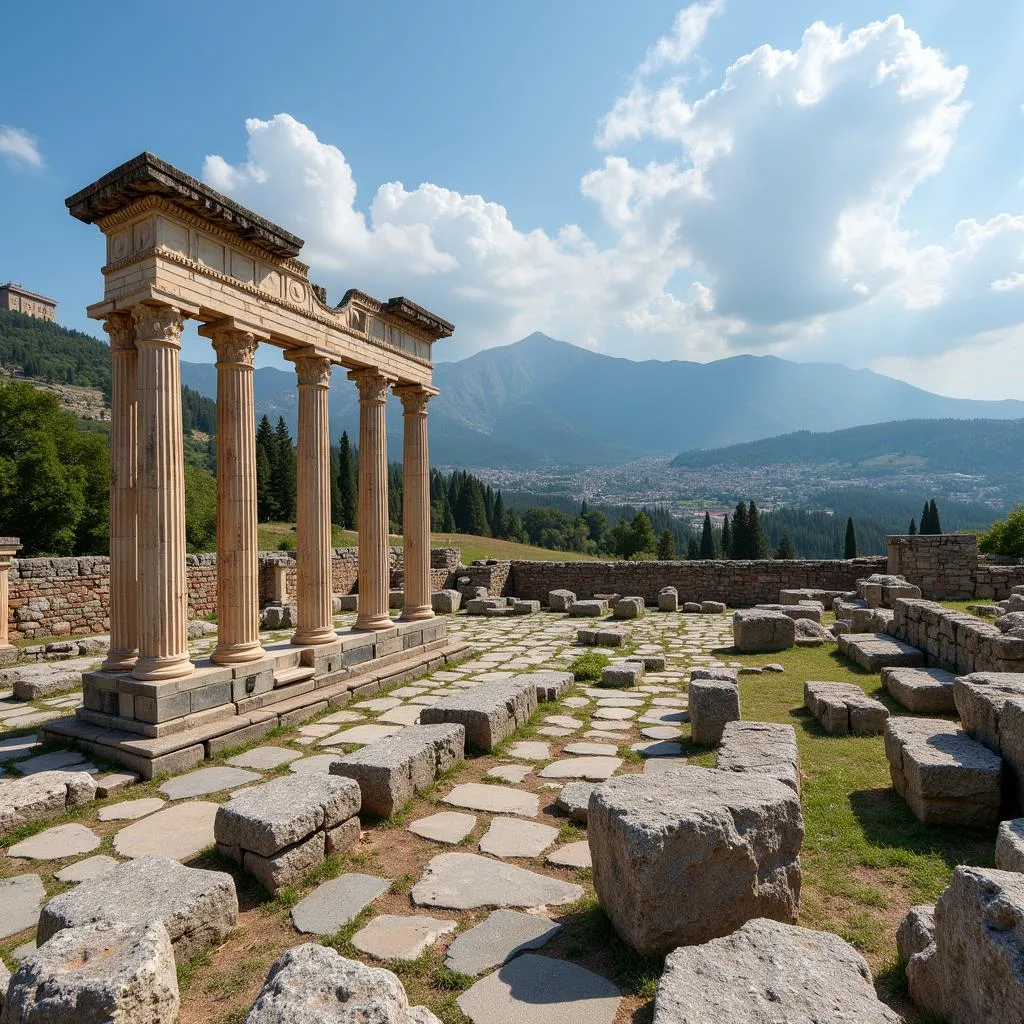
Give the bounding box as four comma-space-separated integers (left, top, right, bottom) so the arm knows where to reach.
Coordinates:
881, 667, 956, 713
9, 823, 101, 861
539, 757, 621, 781
487, 764, 531, 783
564, 742, 618, 756
804, 681, 889, 736
442, 783, 539, 817
717, 721, 802, 795
158, 766, 261, 801
838, 632, 925, 671
11, 750, 89, 776
546, 841, 592, 868
226, 746, 302, 770
412, 853, 584, 910
0, 770, 97, 834
445, 910, 561, 977
554, 782, 596, 823
113, 801, 219, 860
290, 754, 344, 775
353, 914, 456, 961
290, 873, 390, 936
53, 855, 121, 883
420, 679, 537, 752
408, 811, 476, 845
0, 874, 45, 939
479, 817, 558, 858
517, 671, 573, 703
97, 797, 166, 822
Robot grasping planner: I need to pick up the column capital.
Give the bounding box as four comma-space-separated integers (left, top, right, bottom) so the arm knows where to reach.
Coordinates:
291, 352, 333, 389
348, 367, 396, 405
102, 311, 136, 353
131, 303, 186, 347
394, 383, 439, 416
210, 328, 259, 369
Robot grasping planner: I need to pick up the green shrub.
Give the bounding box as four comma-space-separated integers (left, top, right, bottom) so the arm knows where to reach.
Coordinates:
979, 505, 1024, 559
277, 534, 296, 551
569, 651, 610, 681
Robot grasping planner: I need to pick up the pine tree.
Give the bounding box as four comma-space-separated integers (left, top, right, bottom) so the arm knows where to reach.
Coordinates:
686, 536, 700, 560
657, 529, 675, 560
338, 431, 357, 530
908, 517, 917, 536
456, 477, 490, 536
255, 415, 278, 521
844, 516, 858, 558
491, 492, 507, 539
700, 511, 716, 558
721, 514, 732, 557
731, 502, 749, 559
921, 501, 932, 534
629, 511, 657, 558
775, 529, 797, 560
273, 417, 297, 522
748, 502, 769, 559
929, 498, 942, 535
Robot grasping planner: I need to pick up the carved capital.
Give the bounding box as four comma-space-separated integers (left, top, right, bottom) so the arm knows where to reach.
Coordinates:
131, 303, 185, 346
293, 354, 332, 388
349, 368, 394, 405
394, 385, 435, 416
212, 329, 258, 368
103, 312, 136, 353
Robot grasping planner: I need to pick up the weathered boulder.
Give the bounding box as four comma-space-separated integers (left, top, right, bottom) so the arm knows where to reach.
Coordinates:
600, 662, 643, 689
547, 590, 576, 612
653, 918, 900, 1024
717, 721, 801, 795
657, 587, 678, 612
420, 679, 536, 752
2, 920, 179, 1024
754, 603, 823, 623
793, 618, 835, 646
567, 600, 608, 618
37, 855, 238, 963
613, 597, 645, 620
515, 670, 573, 703
244, 943, 441, 1024
882, 666, 955, 713
683, 602, 702, 613
732, 610, 795, 654
330, 725, 464, 818
804, 681, 888, 736
906, 867, 1024, 1024
997, 819, 1024, 872
701, 601, 726, 614
430, 590, 461, 615
689, 667, 738, 684
896, 904, 935, 962
997, 612, 1024, 634
10, 665, 82, 701
885, 717, 1001, 827
588, 768, 803, 954
688, 679, 740, 746
0, 771, 97, 836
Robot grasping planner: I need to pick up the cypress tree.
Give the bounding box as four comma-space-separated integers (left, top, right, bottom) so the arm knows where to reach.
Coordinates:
338, 431, 357, 530
732, 502, 749, 559
929, 498, 942, 535
721, 514, 732, 557
908, 517, 917, 536
456, 478, 490, 536
491, 492, 507, 539
657, 529, 675, 560
700, 511, 716, 558
273, 417, 297, 522
775, 529, 797, 560
748, 502, 769, 559
921, 501, 932, 534
844, 517, 858, 558
686, 536, 700, 560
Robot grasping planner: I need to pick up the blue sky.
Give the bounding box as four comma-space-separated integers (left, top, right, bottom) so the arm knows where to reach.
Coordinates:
3, 1, 1024, 398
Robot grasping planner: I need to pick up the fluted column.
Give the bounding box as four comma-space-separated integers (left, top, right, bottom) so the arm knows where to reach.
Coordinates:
291, 352, 336, 646
132, 303, 193, 681
102, 313, 139, 672
0, 539, 20, 655
350, 368, 394, 631
210, 326, 265, 665
395, 385, 437, 621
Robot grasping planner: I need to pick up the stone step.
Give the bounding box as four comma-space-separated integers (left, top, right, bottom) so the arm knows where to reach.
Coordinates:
881, 666, 955, 713
273, 666, 317, 689
837, 632, 924, 672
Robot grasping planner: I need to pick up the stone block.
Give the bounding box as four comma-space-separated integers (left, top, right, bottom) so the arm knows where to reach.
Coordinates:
732, 609, 795, 653
325, 817, 361, 857
754, 602, 823, 623
906, 866, 1024, 1024
690, 667, 738, 684
243, 831, 327, 894
701, 601, 726, 614
997, 819, 1024, 872
547, 589, 576, 612
11, 665, 82, 701
689, 679, 740, 746
838, 632, 924, 671
613, 597, 645, 620
954, 672, 1024, 753
515, 670, 573, 703
600, 662, 643, 688
214, 774, 361, 857
0, 771, 97, 835
896, 905, 935, 963
595, 629, 629, 647
884, 717, 1001, 827
882, 666, 955, 713
430, 590, 461, 614
794, 618, 835, 646
420, 679, 536, 752
654, 918, 900, 1024
804, 681, 888, 736
336, 594, 359, 611
576, 627, 598, 645
37, 855, 238, 963
330, 724, 465, 818
683, 602, 702, 613
567, 600, 608, 618
717, 720, 801, 794
625, 654, 666, 671
589, 769, 803, 954
657, 587, 678, 612
465, 598, 505, 616
3, 920, 179, 1024
512, 600, 540, 616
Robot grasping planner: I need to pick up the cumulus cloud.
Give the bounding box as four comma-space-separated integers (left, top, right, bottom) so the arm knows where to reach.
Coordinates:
0, 126, 43, 170
200, 11, 1024, 395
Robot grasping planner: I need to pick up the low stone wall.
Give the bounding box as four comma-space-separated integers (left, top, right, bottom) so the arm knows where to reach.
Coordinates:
507, 557, 886, 606
458, 560, 513, 596
888, 598, 1024, 675
887, 534, 977, 599
974, 562, 1024, 601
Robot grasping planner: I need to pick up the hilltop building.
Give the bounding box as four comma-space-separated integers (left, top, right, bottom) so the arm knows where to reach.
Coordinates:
0, 282, 57, 321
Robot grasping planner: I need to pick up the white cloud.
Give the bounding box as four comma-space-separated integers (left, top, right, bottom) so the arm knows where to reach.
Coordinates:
0, 126, 43, 170
640, 0, 725, 74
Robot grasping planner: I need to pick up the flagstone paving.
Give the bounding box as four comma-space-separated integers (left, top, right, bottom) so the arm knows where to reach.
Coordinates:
444, 910, 562, 976
53, 854, 120, 883
352, 914, 456, 961
112, 801, 218, 860
97, 798, 166, 822
0, 874, 45, 939
158, 766, 261, 800
8, 823, 100, 861
290, 873, 391, 936
479, 817, 558, 859
407, 811, 477, 844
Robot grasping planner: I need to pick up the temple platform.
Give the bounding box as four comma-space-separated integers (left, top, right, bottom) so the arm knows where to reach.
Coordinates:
40, 618, 473, 778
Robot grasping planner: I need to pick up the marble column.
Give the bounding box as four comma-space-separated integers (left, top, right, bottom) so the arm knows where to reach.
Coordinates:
291, 352, 337, 646
101, 312, 139, 672
395, 385, 437, 621
131, 303, 193, 681
350, 368, 394, 631
209, 326, 265, 665
0, 538, 20, 660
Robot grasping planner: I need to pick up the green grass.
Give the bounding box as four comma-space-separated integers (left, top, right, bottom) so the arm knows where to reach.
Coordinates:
568, 651, 610, 681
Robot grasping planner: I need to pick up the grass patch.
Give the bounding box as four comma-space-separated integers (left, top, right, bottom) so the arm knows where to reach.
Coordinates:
568, 651, 610, 682
558, 823, 587, 843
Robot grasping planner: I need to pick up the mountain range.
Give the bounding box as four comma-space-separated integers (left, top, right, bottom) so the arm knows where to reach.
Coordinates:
180, 332, 1024, 468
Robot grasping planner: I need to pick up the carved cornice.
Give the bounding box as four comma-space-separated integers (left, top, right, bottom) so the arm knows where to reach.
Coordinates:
349, 368, 394, 405
103, 311, 135, 352
212, 329, 258, 368
293, 354, 332, 388
131, 303, 185, 345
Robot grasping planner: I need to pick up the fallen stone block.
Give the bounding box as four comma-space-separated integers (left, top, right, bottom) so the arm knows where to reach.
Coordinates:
858, 573, 921, 608
465, 598, 506, 616
683, 602, 702, 613
754, 603, 823, 623
555, 781, 596, 823
260, 603, 297, 629
576, 627, 598, 645
657, 587, 678, 612
512, 600, 540, 616
547, 590, 576, 612
896, 904, 935, 962
906, 866, 1024, 1024
420, 679, 537, 752
595, 629, 629, 647
689, 679, 740, 746
600, 662, 643, 689
690, 667, 738, 684
732, 610, 795, 653
794, 618, 836, 646
567, 600, 608, 618
335, 595, 358, 612
701, 601, 726, 614
882, 666, 955, 713
514, 671, 573, 703
3, 920, 179, 1024
884, 717, 1001, 827
653, 918, 900, 1024
431, 590, 462, 614
10, 665, 82, 701
330, 724, 464, 818
589, 768, 803, 954
780, 587, 852, 606
0, 770, 97, 836
625, 654, 666, 671
804, 681, 888, 736
838, 632, 924, 671
245, 943, 442, 1024
613, 597, 645, 620
37, 854, 238, 963
997, 819, 1024, 872
717, 721, 801, 794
